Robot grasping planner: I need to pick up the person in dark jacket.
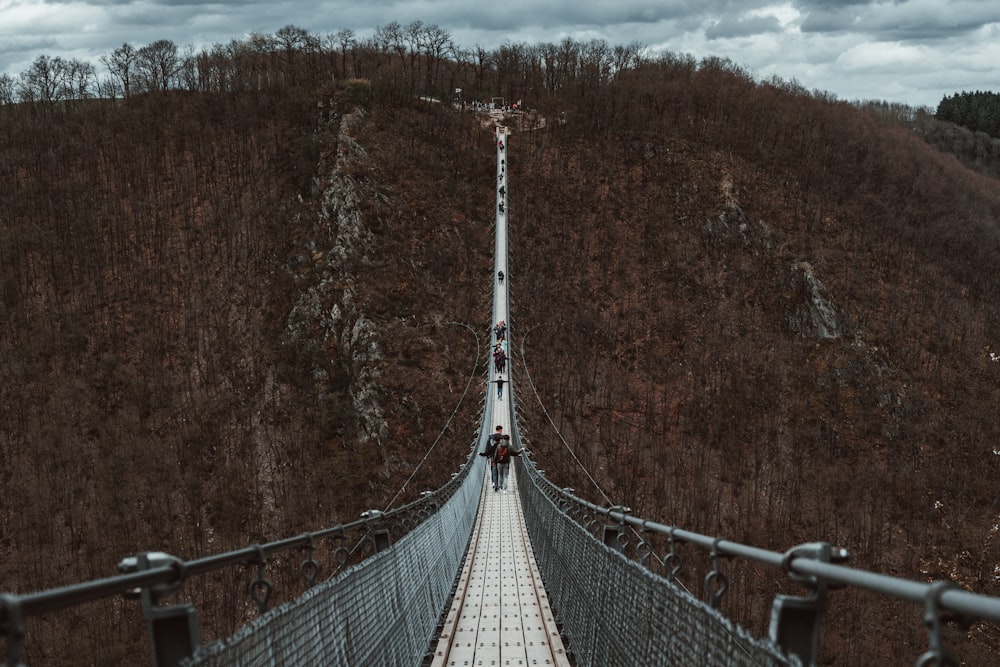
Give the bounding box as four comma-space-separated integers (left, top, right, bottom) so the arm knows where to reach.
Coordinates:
480, 425, 510, 491
494, 437, 521, 493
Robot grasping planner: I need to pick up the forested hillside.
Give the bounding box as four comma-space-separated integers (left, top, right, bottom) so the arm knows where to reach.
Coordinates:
2, 25, 1000, 665
936, 90, 1000, 139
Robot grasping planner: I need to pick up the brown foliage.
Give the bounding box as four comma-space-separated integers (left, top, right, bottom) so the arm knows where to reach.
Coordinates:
3, 35, 1000, 665
510, 58, 1000, 665
0, 85, 490, 661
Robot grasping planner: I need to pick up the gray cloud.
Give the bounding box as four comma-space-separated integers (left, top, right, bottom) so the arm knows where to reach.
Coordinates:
705, 14, 783, 40
1, 0, 998, 107
799, 0, 1000, 39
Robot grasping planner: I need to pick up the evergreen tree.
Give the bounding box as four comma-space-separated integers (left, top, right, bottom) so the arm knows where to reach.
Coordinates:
936, 90, 1000, 137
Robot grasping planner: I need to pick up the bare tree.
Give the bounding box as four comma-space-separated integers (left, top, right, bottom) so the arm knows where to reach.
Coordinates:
66, 58, 96, 100
334, 28, 356, 79
611, 41, 646, 76
234, 33, 273, 90
473, 45, 491, 93
403, 20, 425, 94
194, 42, 230, 92
0, 73, 15, 106
419, 24, 455, 92
373, 22, 408, 100
539, 42, 561, 92
178, 44, 199, 91
15, 55, 93, 104
17, 55, 71, 103
101, 43, 138, 98
274, 25, 318, 84
136, 39, 180, 92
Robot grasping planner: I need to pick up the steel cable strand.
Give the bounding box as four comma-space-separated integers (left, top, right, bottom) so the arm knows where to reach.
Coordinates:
515, 325, 612, 505
383, 320, 483, 512
325, 319, 485, 576
516, 326, 704, 598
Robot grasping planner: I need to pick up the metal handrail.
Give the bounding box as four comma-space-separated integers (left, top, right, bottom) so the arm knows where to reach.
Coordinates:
0, 447, 477, 648
558, 494, 1000, 622
508, 455, 1000, 666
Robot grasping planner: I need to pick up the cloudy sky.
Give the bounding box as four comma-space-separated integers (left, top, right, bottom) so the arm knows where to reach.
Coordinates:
3, 0, 1000, 108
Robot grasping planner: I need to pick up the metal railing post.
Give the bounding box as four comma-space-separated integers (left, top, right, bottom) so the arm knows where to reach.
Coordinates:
1, 593, 26, 667
119, 552, 199, 667
601, 525, 624, 552
768, 542, 848, 667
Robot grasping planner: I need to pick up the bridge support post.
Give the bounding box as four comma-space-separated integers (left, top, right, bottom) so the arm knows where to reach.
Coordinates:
601, 526, 624, 552
146, 603, 201, 667
1, 593, 26, 667
119, 552, 200, 667
768, 542, 848, 667
362, 510, 392, 552
373, 529, 392, 552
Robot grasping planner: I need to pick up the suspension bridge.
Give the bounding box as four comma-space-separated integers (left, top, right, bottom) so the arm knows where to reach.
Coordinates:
3, 127, 1000, 667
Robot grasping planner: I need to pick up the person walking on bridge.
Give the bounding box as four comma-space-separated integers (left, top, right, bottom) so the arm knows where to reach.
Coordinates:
494, 437, 521, 493
480, 425, 509, 491
498, 270, 504, 284
495, 375, 505, 400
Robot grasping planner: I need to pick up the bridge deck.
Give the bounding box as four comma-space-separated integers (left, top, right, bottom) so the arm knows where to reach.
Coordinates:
430, 464, 569, 666
428, 124, 567, 667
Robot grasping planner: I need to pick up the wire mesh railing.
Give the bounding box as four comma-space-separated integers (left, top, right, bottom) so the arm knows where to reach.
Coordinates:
0, 430, 488, 667
181, 453, 485, 666
512, 453, 800, 666
509, 446, 1000, 666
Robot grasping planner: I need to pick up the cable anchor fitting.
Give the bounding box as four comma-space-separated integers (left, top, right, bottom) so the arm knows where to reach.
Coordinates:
248, 545, 273, 613
663, 527, 684, 583
915, 581, 961, 667
704, 537, 729, 609
769, 541, 848, 667
299, 534, 320, 587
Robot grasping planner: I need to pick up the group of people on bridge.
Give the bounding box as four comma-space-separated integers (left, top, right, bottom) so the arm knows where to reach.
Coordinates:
493, 320, 508, 399
498, 141, 507, 214
479, 425, 521, 492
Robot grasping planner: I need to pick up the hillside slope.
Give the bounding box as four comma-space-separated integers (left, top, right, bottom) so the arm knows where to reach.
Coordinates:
2, 62, 1000, 664
0, 90, 492, 662
509, 64, 1000, 664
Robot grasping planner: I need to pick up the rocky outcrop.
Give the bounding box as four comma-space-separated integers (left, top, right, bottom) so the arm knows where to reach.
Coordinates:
788, 260, 845, 339
285, 109, 388, 458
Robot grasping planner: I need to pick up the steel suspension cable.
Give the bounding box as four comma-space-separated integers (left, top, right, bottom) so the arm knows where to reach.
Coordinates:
383, 320, 483, 512
324, 319, 484, 580
514, 324, 710, 601
515, 325, 613, 505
